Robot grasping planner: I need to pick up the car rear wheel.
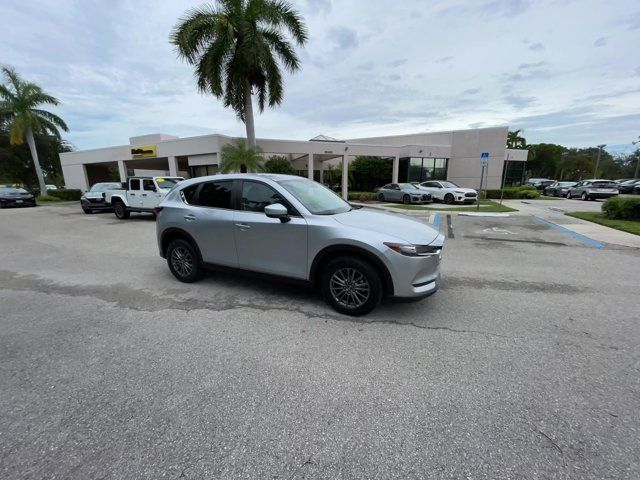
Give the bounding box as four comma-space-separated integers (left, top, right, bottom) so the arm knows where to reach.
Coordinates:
402, 194, 410, 204
378, 193, 385, 202
444, 193, 454, 204
167, 239, 202, 283
322, 257, 382, 316
113, 202, 130, 219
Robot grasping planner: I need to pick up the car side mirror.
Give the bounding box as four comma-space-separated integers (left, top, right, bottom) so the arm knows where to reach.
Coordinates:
265, 203, 290, 222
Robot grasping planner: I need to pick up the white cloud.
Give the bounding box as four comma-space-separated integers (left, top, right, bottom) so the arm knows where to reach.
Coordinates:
0, 0, 638, 149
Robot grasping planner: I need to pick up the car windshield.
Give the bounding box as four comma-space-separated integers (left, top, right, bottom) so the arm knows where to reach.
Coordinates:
90, 183, 122, 192
155, 177, 183, 189
399, 183, 419, 189
0, 187, 28, 194
278, 178, 351, 215
440, 182, 459, 188
559, 182, 576, 186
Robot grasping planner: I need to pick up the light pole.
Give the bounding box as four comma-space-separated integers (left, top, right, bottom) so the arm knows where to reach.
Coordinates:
632, 136, 640, 178
594, 144, 606, 178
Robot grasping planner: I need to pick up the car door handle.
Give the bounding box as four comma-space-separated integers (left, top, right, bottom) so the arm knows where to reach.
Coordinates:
130, 193, 135, 196
235, 223, 251, 230
184, 214, 197, 222
141, 194, 147, 197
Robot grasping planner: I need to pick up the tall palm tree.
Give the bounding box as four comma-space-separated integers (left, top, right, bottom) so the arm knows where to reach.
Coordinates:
0, 67, 68, 195
170, 0, 308, 148
507, 129, 527, 149
219, 138, 264, 173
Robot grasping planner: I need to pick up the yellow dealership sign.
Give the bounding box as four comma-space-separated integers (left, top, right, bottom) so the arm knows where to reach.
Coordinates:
130, 145, 157, 158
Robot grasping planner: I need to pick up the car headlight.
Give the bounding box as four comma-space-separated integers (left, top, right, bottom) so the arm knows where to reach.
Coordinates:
454, 190, 465, 194
384, 242, 442, 256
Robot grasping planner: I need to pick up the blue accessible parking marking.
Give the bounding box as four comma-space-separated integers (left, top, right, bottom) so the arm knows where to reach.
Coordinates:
531, 215, 604, 249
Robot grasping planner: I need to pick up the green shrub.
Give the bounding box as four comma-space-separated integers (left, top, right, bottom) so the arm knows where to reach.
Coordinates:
263, 156, 295, 174
347, 191, 376, 201
47, 189, 82, 201
481, 187, 540, 199
602, 197, 640, 220
36, 195, 60, 202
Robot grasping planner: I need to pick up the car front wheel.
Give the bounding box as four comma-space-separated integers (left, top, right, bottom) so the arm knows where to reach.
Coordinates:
581, 192, 588, 201
402, 194, 410, 204
114, 202, 130, 219
167, 239, 203, 283
444, 193, 454, 204
378, 193, 385, 202
322, 257, 382, 316
566, 192, 572, 199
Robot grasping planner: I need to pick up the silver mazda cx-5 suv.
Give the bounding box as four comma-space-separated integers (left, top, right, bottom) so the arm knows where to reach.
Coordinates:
156, 174, 444, 316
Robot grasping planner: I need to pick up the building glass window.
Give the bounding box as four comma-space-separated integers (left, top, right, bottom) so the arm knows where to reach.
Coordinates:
404, 157, 448, 182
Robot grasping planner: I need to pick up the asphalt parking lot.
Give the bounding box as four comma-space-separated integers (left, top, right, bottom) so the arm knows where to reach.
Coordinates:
1, 204, 639, 479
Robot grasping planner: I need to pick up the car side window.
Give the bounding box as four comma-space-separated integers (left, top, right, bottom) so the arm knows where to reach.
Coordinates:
382, 184, 391, 189
129, 179, 141, 190
391, 184, 400, 190
180, 184, 199, 204
194, 181, 232, 209
241, 181, 292, 214
143, 179, 155, 191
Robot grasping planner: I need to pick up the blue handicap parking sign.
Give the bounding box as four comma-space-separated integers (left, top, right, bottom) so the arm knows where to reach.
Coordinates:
481, 152, 489, 158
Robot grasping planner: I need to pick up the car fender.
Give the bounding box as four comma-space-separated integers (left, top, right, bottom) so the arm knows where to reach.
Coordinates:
108, 194, 129, 207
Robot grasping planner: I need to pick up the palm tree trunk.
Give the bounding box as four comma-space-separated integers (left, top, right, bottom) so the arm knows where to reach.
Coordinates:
25, 128, 47, 196
244, 81, 256, 148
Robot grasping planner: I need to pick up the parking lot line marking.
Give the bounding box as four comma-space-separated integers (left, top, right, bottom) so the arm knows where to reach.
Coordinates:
432, 212, 441, 229
531, 215, 604, 248
446, 214, 455, 238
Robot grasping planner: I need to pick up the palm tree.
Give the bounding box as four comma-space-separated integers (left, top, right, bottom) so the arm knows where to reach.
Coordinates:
219, 138, 264, 173
0, 67, 68, 195
507, 129, 527, 149
170, 0, 308, 148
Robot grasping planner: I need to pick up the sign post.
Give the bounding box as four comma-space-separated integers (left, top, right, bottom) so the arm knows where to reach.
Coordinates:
477, 152, 489, 211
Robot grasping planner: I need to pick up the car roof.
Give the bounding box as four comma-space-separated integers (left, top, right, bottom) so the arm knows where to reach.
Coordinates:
176, 173, 303, 188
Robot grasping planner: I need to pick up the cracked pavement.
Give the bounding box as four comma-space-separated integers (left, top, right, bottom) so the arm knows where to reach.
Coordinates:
1, 204, 639, 479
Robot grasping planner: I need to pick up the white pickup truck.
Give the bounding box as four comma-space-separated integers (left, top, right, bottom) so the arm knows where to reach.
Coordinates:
104, 176, 184, 219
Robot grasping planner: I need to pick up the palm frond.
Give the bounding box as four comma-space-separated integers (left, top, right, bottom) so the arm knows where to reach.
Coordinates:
32, 109, 69, 132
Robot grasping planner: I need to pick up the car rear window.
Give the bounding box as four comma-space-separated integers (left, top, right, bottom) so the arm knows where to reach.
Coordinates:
194, 181, 232, 209
591, 181, 616, 188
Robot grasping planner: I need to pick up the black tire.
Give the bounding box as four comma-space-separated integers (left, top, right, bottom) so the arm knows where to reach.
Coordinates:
581, 192, 588, 201
322, 256, 382, 316
444, 193, 454, 204
82, 208, 93, 214
166, 239, 203, 283
402, 194, 410, 205
113, 202, 130, 219
377, 193, 385, 202
566, 192, 572, 199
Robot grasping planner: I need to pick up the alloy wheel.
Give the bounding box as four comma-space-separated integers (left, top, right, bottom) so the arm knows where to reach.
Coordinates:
171, 246, 194, 278
329, 267, 371, 309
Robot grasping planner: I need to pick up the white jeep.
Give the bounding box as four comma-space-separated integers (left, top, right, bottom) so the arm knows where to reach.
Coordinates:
105, 176, 183, 219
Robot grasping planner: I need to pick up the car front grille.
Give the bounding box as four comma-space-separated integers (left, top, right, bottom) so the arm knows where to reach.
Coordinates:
88, 198, 104, 203
465, 192, 477, 197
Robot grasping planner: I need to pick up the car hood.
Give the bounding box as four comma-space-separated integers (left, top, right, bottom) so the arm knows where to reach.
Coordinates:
332, 208, 440, 245
83, 192, 105, 199
0, 192, 33, 199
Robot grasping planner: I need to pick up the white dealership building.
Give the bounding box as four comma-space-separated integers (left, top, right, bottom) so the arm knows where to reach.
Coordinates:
60, 126, 528, 198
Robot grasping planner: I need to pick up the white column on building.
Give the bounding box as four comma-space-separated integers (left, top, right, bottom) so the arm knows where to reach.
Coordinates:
392, 154, 400, 184
117, 160, 127, 182
308, 153, 314, 180
342, 154, 349, 200
168, 156, 178, 176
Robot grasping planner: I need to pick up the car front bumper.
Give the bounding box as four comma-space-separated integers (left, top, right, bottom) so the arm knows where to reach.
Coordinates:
0, 199, 36, 207
383, 234, 444, 298
81, 198, 113, 210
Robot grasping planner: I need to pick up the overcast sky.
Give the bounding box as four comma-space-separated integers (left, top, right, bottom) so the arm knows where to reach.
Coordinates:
1, 0, 638, 153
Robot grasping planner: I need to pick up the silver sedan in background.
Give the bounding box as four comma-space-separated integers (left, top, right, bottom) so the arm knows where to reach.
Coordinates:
377, 183, 432, 204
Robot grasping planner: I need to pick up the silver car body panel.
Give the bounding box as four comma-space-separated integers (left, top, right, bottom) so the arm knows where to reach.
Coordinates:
157, 174, 442, 299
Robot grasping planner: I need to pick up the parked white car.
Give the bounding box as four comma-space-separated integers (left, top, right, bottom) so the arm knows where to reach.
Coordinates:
416, 181, 478, 204
105, 176, 183, 219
